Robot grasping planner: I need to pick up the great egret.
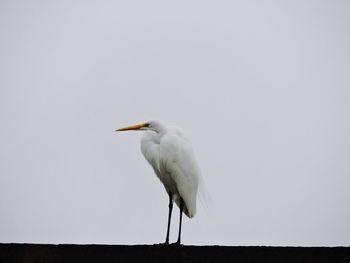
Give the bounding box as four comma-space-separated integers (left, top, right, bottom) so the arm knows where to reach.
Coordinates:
116, 120, 201, 245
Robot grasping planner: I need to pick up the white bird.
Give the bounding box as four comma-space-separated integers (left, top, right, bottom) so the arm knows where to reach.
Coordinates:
116, 120, 201, 245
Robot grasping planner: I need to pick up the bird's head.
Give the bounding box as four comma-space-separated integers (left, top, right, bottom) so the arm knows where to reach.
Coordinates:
116, 120, 165, 133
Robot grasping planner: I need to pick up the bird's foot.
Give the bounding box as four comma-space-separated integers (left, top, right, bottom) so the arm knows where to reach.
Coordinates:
170, 241, 182, 246
155, 241, 170, 246
154, 241, 182, 246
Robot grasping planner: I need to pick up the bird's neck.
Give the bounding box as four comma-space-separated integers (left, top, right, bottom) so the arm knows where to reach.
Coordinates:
155, 123, 167, 136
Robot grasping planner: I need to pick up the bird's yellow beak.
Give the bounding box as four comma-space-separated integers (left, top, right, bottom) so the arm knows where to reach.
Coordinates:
116, 123, 147, 132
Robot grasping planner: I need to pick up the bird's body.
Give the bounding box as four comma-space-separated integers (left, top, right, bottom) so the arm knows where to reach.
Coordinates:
116, 120, 201, 244
141, 125, 199, 218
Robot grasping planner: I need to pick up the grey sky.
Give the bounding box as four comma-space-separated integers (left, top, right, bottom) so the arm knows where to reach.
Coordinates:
1, 1, 349, 246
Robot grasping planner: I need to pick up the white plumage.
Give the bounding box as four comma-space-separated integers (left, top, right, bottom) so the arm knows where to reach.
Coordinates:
141, 125, 199, 218
116, 120, 201, 244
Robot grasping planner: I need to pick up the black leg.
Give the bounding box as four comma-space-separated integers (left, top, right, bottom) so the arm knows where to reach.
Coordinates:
165, 193, 173, 244
175, 199, 184, 245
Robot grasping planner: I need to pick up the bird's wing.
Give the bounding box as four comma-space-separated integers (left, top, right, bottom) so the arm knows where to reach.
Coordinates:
159, 128, 200, 218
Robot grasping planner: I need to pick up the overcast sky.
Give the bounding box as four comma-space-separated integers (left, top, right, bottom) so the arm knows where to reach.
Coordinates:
1, 1, 350, 246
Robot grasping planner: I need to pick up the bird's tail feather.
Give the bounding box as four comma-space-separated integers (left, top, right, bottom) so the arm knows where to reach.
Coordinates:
197, 175, 212, 214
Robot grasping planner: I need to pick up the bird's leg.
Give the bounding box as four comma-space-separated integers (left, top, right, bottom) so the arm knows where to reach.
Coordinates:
175, 198, 184, 245
164, 193, 173, 244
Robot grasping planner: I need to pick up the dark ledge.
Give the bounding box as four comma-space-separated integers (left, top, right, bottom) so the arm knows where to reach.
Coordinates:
1, 243, 350, 263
